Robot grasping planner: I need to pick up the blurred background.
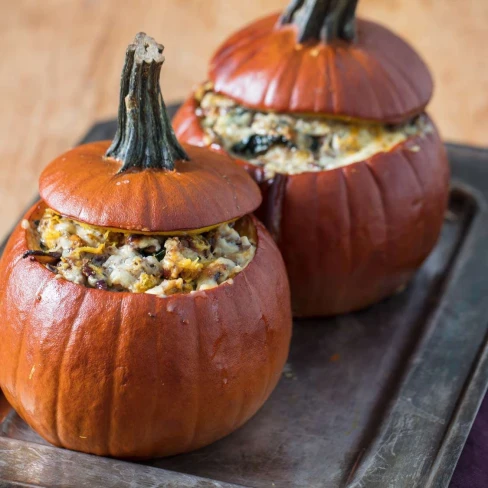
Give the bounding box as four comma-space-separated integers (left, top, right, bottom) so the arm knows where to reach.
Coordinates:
1, 0, 487, 238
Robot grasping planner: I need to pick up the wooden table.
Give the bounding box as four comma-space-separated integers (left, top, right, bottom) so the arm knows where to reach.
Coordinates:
1, 0, 487, 238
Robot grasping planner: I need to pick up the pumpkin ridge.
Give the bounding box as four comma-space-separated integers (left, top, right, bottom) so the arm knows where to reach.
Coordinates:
42, 278, 87, 446
242, 271, 273, 408
309, 172, 328, 313
396, 148, 427, 263
146, 174, 166, 231
177, 180, 208, 232
211, 165, 242, 213
338, 48, 383, 118
53, 289, 90, 446
287, 47, 311, 111
356, 48, 418, 115
326, 46, 341, 115
184, 168, 230, 220
211, 28, 271, 68
401, 141, 429, 258
219, 286, 245, 431
11, 273, 51, 400
364, 160, 389, 292
350, 49, 405, 115
148, 299, 163, 452
262, 49, 297, 107
346, 48, 389, 117
365, 21, 432, 92
9, 274, 38, 427
335, 167, 354, 311
313, 48, 330, 112
106, 297, 124, 456
369, 46, 424, 104
227, 291, 251, 429
214, 41, 268, 93
185, 299, 201, 451
312, 173, 323, 308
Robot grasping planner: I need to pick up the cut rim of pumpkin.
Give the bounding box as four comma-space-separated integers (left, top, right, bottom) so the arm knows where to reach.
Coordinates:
71, 218, 240, 237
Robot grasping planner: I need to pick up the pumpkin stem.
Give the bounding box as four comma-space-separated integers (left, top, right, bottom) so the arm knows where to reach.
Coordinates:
106, 32, 189, 172
279, 0, 358, 43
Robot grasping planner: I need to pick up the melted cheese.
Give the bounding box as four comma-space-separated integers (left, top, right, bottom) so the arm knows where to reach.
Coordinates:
195, 83, 433, 179
32, 209, 256, 296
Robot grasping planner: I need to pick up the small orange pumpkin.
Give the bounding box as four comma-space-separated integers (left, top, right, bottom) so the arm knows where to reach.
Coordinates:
0, 33, 292, 458
173, 0, 450, 317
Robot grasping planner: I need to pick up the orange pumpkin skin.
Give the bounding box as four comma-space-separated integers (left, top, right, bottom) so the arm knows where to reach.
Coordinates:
173, 99, 450, 316
0, 202, 291, 457
39, 141, 261, 233
208, 13, 433, 124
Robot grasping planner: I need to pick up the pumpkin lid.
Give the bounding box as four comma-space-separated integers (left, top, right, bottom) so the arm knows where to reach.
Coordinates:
39, 33, 261, 233
208, 0, 433, 124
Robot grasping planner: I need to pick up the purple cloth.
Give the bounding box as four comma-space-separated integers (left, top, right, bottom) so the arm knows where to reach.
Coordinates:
450, 394, 488, 487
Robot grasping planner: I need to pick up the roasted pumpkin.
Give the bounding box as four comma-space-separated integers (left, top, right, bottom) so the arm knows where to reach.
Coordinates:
0, 33, 292, 458
173, 0, 450, 317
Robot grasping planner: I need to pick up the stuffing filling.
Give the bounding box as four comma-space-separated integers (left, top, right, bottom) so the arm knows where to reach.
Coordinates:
194, 82, 433, 179
25, 209, 256, 296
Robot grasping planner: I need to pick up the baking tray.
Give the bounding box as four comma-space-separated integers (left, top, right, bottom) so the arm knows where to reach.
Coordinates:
1, 107, 488, 487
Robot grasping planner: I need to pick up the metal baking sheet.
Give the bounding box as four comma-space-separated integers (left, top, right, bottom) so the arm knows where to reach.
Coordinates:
1, 110, 488, 487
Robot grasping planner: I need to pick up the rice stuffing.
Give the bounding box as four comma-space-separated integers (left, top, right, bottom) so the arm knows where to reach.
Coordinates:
194, 82, 433, 179
28, 209, 256, 296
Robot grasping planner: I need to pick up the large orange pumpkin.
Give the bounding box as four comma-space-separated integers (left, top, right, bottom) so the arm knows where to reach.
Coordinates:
0, 33, 292, 458
173, 0, 450, 317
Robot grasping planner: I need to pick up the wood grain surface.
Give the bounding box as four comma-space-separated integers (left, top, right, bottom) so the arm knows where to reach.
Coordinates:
1, 0, 487, 238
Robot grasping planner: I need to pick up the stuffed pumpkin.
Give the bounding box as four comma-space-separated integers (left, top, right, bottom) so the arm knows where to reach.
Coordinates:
173, 0, 450, 317
0, 33, 292, 458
